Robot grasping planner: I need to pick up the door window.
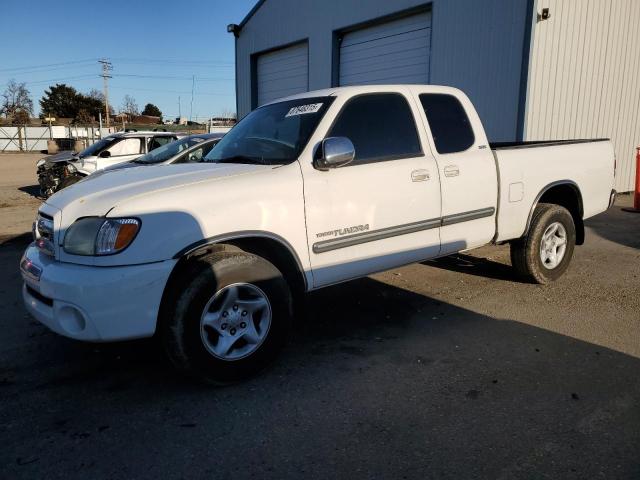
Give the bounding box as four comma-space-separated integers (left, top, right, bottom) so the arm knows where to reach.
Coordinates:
419, 94, 475, 154
148, 136, 174, 152
106, 138, 144, 156
327, 93, 422, 165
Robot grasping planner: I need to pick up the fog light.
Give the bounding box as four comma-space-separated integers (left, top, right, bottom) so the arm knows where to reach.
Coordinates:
58, 306, 86, 334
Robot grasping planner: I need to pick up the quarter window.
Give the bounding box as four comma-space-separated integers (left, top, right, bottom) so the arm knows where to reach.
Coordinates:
419, 94, 475, 154
328, 93, 421, 165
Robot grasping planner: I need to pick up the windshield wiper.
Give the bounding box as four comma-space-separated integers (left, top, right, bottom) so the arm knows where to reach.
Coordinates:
210, 155, 267, 165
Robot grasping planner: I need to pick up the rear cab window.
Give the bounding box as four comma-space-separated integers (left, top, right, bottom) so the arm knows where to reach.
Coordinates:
419, 94, 475, 154
328, 93, 422, 166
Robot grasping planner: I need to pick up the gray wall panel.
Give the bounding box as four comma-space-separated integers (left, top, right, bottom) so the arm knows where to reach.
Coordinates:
235, 0, 530, 142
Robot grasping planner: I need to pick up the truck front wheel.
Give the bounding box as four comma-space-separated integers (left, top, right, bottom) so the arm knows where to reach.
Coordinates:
161, 251, 293, 384
510, 203, 576, 284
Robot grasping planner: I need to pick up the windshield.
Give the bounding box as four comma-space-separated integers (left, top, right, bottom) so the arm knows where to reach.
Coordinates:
204, 96, 334, 165
134, 136, 203, 164
77, 137, 118, 158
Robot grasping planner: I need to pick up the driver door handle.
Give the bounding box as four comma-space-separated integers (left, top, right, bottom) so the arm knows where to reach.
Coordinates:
411, 169, 430, 182
444, 165, 460, 177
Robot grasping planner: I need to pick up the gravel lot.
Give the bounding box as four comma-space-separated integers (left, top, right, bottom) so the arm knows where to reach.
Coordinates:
1, 152, 639, 479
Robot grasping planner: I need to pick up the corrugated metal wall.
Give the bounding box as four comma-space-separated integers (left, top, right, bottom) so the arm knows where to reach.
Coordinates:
235, 0, 530, 142
525, 0, 640, 192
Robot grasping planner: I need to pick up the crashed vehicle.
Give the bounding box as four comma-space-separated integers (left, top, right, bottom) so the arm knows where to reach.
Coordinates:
101, 133, 224, 173
36, 131, 182, 197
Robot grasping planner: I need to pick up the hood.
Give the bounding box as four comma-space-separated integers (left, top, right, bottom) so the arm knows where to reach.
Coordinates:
43, 150, 78, 164
45, 162, 272, 222
100, 161, 140, 173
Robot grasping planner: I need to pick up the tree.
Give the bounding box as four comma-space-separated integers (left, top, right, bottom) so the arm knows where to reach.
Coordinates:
76, 94, 103, 121
39, 84, 105, 122
1, 79, 33, 119
88, 89, 104, 102
39, 84, 80, 119
141, 103, 162, 119
74, 109, 94, 125
87, 89, 114, 117
12, 109, 31, 126
121, 95, 139, 116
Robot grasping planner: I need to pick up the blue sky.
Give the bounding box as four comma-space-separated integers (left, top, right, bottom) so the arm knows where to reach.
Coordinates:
0, 0, 256, 120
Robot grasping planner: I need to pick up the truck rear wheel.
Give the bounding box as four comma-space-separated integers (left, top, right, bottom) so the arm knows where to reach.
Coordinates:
161, 251, 293, 384
510, 203, 576, 284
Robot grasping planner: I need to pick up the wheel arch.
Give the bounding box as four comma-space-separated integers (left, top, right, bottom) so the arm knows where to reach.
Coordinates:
525, 180, 585, 245
158, 232, 307, 333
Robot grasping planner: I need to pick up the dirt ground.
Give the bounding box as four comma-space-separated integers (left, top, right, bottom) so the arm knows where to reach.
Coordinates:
1, 152, 639, 479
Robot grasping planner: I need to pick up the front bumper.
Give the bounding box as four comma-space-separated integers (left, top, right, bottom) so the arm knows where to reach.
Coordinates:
20, 244, 177, 342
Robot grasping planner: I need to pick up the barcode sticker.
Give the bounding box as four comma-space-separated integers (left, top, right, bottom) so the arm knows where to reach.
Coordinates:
285, 103, 323, 117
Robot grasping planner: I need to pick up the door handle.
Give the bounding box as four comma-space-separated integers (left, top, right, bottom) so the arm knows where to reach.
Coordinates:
411, 169, 430, 182
444, 165, 460, 177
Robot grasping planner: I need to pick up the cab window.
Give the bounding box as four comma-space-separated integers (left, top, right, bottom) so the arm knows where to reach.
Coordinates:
327, 93, 422, 166
419, 94, 475, 154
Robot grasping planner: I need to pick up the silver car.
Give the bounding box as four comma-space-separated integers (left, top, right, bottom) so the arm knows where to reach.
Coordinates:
104, 133, 225, 172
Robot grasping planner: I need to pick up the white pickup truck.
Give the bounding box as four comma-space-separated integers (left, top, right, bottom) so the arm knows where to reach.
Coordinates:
21, 85, 616, 383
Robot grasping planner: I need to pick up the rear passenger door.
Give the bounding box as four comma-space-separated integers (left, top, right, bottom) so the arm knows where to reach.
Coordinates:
414, 90, 498, 253
301, 90, 442, 287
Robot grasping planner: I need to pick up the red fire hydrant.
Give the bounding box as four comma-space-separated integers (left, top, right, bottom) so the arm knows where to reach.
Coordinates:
623, 146, 640, 213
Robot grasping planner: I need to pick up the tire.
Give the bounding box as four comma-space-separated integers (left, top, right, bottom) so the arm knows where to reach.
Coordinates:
57, 174, 82, 191
161, 251, 293, 384
510, 203, 576, 284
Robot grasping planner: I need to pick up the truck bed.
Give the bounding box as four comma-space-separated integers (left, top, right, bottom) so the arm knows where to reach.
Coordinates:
492, 138, 615, 243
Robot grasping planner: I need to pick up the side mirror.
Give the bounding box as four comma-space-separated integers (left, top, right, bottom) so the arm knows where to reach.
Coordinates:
99, 150, 111, 158
314, 137, 355, 171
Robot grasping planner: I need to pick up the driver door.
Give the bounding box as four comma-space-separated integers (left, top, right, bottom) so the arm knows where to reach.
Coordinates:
300, 91, 442, 287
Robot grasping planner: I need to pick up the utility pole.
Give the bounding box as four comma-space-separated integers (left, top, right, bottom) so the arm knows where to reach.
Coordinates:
189, 75, 195, 134
99, 59, 113, 127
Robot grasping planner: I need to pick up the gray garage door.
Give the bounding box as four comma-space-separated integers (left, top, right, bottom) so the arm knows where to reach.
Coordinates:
256, 42, 309, 106
339, 11, 431, 86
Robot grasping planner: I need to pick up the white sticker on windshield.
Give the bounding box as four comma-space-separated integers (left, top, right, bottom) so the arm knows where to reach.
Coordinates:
285, 103, 323, 117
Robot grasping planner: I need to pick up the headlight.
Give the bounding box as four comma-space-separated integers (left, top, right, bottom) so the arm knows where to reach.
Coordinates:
63, 217, 140, 256
66, 163, 77, 173
36, 159, 46, 167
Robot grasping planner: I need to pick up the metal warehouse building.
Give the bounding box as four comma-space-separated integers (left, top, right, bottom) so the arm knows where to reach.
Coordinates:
231, 0, 640, 192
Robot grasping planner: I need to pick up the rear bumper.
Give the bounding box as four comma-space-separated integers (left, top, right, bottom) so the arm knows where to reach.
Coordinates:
20, 244, 177, 342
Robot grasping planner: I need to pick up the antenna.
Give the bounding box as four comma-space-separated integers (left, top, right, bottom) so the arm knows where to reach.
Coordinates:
99, 59, 113, 127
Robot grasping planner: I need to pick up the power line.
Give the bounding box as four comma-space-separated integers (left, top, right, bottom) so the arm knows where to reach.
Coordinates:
111, 57, 234, 66
14, 74, 97, 86
0, 58, 97, 73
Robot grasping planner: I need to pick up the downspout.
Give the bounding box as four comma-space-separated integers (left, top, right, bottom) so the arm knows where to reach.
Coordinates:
516, 0, 537, 141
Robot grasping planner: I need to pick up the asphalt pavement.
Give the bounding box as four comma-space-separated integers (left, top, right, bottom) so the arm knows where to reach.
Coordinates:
0, 153, 639, 479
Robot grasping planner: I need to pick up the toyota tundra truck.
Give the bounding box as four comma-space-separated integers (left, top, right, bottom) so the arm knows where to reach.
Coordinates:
21, 85, 617, 383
